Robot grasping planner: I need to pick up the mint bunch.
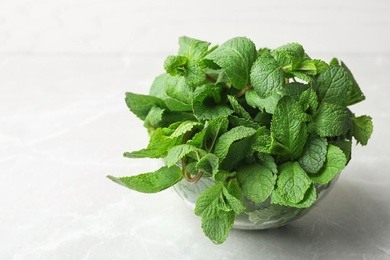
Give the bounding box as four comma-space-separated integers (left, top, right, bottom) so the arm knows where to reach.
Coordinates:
108, 36, 373, 244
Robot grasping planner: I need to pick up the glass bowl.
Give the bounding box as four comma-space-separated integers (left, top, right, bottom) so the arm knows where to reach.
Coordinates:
172, 174, 339, 230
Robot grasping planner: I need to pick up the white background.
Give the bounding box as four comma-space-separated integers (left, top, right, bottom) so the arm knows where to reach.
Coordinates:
1, 0, 389, 259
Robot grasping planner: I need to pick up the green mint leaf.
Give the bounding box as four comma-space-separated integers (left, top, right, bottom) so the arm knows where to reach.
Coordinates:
205, 37, 257, 89
170, 120, 202, 138
213, 170, 236, 182
164, 144, 206, 167
204, 116, 230, 146
270, 96, 308, 160
282, 82, 309, 101
299, 87, 318, 114
166, 76, 193, 108
227, 95, 252, 120
214, 126, 257, 161
143, 106, 164, 129
124, 128, 180, 158
351, 115, 373, 146
228, 115, 261, 130
309, 145, 346, 184
271, 183, 317, 208
329, 139, 352, 163
194, 183, 229, 218
178, 36, 211, 61
250, 51, 285, 98
251, 129, 272, 154
107, 165, 183, 193
125, 92, 166, 120
291, 71, 313, 83
196, 153, 219, 177
256, 153, 278, 174
296, 59, 328, 75
271, 42, 305, 69
298, 135, 328, 174
219, 133, 256, 170
223, 179, 246, 214
201, 211, 235, 244
149, 74, 192, 112
341, 61, 365, 105
164, 55, 188, 76
192, 84, 234, 120
237, 164, 276, 203
276, 162, 312, 204
311, 102, 351, 137
314, 65, 350, 106
245, 89, 282, 114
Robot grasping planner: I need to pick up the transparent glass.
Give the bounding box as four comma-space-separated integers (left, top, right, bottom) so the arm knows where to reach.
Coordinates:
172, 175, 339, 230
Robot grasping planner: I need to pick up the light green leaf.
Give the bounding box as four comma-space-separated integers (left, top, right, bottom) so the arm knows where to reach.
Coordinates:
125, 92, 166, 120
352, 115, 373, 146
298, 135, 328, 174
237, 164, 276, 203
214, 126, 257, 161
124, 128, 180, 158
149, 74, 192, 112
195, 183, 228, 218
311, 102, 351, 137
201, 211, 235, 244
164, 144, 205, 167
143, 106, 164, 129
223, 179, 246, 214
245, 89, 282, 114
271, 42, 305, 69
170, 120, 202, 138
276, 162, 312, 204
314, 65, 350, 106
196, 153, 219, 176
271, 183, 317, 208
178, 36, 211, 61
205, 37, 257, 89
166, 76, 193, 107
164, 55, 188, 76
310, 145, 346, 184
250, 52, 285, 98
107, 165, 183, 193
270, 96, 308, 160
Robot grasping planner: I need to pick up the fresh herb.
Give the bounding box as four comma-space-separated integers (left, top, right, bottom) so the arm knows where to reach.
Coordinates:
108, 36, 373, 244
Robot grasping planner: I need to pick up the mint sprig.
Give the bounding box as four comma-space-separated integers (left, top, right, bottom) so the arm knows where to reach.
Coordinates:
108, 36, 373, 244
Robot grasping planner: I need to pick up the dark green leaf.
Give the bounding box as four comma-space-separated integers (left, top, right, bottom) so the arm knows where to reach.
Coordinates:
270, 96, 308, 160
311, 102, 351, 137
192, 84, 234, 120
309, 145, 346, 184
298, 135, 328, 174
314, 65, 350, 106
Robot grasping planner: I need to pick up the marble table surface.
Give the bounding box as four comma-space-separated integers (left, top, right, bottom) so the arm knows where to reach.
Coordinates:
1, 1, 390, 259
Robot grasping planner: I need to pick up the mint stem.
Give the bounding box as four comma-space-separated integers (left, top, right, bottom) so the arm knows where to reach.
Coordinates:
235, 85, 253, 98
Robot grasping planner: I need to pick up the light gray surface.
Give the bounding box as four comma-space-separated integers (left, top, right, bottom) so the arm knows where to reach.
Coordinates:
1, 1, 390, 259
